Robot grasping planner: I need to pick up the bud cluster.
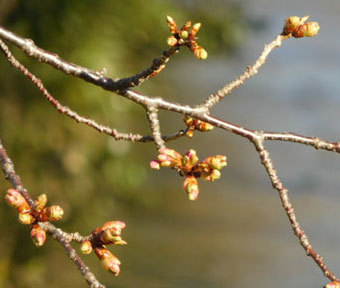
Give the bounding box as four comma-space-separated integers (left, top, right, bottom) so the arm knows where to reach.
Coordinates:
79, 221, 127, 276
283, 16, 320, 38
5, 189, 64, 247
150, 148, 227, 200
166, 15, 208, 60
184, 116, 214, 138
325, 282, 340, 288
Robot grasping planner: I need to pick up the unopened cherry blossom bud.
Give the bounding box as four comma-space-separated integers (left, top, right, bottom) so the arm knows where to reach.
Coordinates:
193, 46, 208, 60
293, 22, 320, 38
34, 194, 47, 213
80, 240, 93, 254
158, 148, 182, 167
180, 30, 189, 39
149, 160, 161, 170
95, 247, 121, 276
167, 35, 178, 47
5, 188, 30, 213
324, 282, 340, 288
283, 16, 306, 34
18, 212, 34, 225
30, 224, 46, 247
204, 155, 227, 170
45, 205, 64, 221
182, 149, 199, 171
182, 21, 191, 31
202, 169, 221, 182
183, 176, 199, 201
191, 23, 201, 38
184, 116, 194, 126
166, 15, 178, 34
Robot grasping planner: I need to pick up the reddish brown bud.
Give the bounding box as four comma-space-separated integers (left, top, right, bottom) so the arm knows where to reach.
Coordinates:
293, 22, 320, 38
181, 21, 192, 31
5, 188, 30, 213
18, 212, 34, 225
167, 35, 178, 47
193, 46, 208, 60
157, 148, 182, 167
95, 247, 121, 276
166, 15, 178, 34
30, 224, 46, 247
183, 176, 199, 201
283, 16, 307, 34
149, 160, 161, 170
204, 155, 227, 170
80, 240, 93, 254
324, 282, 340, 288
181, 149, 199, 172
45, 205, 64, 221
202, 169, 221, 182
190, 23, 201, 38
34, 194, 47, 213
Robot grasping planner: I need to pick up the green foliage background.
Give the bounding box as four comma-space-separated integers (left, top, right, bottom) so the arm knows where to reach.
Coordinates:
0, 1, 246, 287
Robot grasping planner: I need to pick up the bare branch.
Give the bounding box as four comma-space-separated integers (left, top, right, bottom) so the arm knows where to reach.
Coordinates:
253, 137, 339, 282
0, 137, 106, 288
202, 34, 291, 109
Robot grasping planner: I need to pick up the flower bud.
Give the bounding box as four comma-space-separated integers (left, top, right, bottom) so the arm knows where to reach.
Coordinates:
167, 35, 178, 47
5, 188, 30, 213
193, 46, 208, 60
190, 23, 201, 38
30, 224, 46, 247
180, 30, 189, 39
95, 247, 121, 276
293, 22, 320, 38
45, 205, 64, 221
283, 16, 305, 34
166, 15, 178, 34
181, 21, 191, 31
324, 282, 340, 288
34, 194, 47, 213
184, 116, 194, 126
18, 212, 34, 225
204, 155, 227, 170
202, 169, 221, 182
80, 240, 93, 254
181, 150, 199, 171
157, 148, 182, 167
183, 176, 199, 201
149, 160, 161, 170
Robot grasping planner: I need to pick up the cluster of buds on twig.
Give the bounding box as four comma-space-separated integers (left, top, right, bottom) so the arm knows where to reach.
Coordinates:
324, 282, 340, 288
283, 16, 320, 38
80, 221, 126, 276
150, 148, 227, 200
184, 116, 214, 138
166, 15, 208, 60
5, 189, 63, 246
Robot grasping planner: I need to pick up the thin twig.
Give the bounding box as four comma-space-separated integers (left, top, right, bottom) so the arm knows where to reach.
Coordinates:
146, 107, 165, 150
0, 137, 105, 288
253, 137, 339, 282
202, 34, 291, 109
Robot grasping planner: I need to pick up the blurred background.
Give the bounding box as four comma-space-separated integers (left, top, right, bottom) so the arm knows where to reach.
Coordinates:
1, 0, 340, 287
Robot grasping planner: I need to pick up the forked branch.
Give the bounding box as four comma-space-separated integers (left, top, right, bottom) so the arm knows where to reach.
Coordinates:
1, 14, 338, 288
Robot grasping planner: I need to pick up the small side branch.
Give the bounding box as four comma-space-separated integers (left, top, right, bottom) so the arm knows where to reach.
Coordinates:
253, 137, 339, 282
146, 107, 165, 150
202, 34, 290, 109
0, 38, 145, 142
0, 137, 106, 288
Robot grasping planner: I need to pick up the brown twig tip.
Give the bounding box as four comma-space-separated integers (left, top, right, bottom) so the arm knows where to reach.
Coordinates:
166, 15, 208, 60
283, 16, 320, 38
